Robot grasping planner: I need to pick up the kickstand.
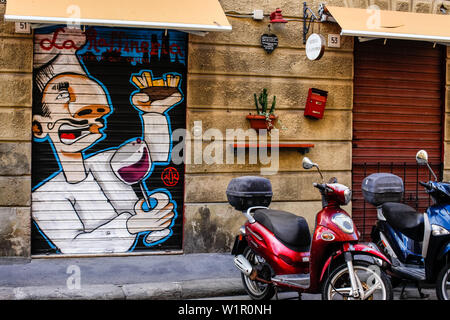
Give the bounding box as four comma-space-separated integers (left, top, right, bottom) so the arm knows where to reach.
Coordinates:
400, 281, 408, 300
298, 292, 302, 300
416, 282, 429, 299
275, 287, 279, 300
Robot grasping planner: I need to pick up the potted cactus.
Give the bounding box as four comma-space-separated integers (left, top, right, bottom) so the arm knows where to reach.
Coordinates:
246, 88, 278, 131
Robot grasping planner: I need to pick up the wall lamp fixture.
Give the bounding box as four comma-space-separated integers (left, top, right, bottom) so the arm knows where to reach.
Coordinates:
269, 8, 288, 32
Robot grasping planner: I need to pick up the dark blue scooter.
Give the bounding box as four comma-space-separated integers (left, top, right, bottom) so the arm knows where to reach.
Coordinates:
366, 150, 450, 300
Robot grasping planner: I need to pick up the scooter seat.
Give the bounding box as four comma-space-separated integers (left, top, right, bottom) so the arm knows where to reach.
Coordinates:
381, 202, 424, 242
254, 209, 311, 252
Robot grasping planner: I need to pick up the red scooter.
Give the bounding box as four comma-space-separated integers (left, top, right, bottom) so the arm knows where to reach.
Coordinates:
228, 157, 393, 300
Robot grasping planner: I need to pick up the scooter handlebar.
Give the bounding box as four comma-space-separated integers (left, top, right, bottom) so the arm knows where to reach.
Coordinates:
313, 183, 327, 191
419, 181, 432, 190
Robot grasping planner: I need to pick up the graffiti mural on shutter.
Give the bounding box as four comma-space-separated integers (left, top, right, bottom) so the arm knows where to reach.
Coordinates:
31, 26, 186, 255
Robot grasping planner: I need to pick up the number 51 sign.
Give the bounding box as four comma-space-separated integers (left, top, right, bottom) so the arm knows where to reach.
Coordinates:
15, 22, 31, 34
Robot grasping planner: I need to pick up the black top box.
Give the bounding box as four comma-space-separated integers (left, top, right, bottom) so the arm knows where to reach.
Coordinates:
226, 176, 273, 211
362, 173, 404, 206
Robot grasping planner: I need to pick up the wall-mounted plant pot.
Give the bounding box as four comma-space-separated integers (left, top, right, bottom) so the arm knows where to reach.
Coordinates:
246, 114, 278, 131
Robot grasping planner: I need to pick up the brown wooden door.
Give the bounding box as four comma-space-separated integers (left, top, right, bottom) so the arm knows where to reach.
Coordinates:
352, 39, 445, 239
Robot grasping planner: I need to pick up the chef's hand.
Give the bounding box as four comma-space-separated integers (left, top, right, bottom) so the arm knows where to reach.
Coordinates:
130, 72, 182, 114
127, 198, 175, 235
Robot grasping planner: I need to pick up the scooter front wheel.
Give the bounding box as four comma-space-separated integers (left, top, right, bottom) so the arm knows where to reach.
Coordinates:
322, 260, 393, 300
241, 247, 275, 300
436, 262, 450, 300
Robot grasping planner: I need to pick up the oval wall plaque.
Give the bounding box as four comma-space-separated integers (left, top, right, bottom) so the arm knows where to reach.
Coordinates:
305, 33, 325, 61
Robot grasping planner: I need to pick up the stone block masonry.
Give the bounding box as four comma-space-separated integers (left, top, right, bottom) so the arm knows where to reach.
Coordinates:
0, 3, 32, 257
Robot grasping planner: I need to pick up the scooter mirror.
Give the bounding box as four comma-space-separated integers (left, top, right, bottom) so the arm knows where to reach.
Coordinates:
302, 157, 316, 170
416, 150, 429, 165
416, 149, 438, 181
303, 157, 324, 182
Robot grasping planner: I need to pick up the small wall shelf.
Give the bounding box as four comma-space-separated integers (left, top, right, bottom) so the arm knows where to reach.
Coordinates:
231, 143, 314, 154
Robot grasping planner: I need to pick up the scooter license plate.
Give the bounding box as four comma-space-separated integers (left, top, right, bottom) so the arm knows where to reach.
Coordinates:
231, 235, 247, 255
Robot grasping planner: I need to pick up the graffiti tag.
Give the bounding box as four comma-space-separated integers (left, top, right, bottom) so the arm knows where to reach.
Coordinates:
40, 28, 82, 51
85, 28, 184, 57
161, 167, 180, 187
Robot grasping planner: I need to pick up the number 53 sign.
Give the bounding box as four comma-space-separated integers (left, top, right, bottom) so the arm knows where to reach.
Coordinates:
328, 34, 341, 48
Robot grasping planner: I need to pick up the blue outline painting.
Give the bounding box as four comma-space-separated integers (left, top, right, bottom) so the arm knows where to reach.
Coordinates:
31, 26, 186, 255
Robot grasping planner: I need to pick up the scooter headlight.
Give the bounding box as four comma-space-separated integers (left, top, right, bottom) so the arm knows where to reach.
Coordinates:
431, 224, 450, 236
332, 213, 354, 234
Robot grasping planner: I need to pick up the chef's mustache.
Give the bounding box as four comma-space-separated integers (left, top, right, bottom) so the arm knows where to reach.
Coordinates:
47, 118, 89, 130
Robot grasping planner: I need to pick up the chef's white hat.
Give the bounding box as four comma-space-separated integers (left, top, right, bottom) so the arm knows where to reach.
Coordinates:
34, 27, 87, 91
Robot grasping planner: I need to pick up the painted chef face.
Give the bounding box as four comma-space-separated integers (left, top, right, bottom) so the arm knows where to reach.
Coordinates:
32, 74, 111, 154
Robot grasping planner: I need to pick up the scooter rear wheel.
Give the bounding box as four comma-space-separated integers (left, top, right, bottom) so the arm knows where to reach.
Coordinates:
322, 260, 393, 300
241, 247, 275, 300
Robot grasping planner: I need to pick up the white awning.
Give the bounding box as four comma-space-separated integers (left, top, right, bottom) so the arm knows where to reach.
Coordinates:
4, 0, 232, 32
326, 6, 450, 43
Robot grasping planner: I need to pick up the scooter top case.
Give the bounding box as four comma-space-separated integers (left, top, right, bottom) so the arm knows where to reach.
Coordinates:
362, 173, 404, 206
226, 176, 273, 211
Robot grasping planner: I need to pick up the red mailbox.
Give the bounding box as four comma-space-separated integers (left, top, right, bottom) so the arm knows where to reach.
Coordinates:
304, 88, 328, 120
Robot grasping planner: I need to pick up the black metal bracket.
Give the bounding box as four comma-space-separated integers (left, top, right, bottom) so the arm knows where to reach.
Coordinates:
303, 2, 325, 44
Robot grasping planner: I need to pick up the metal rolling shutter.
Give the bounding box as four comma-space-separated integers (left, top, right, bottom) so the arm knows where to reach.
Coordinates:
352, 39, 445, 239
31, 26, 186, 255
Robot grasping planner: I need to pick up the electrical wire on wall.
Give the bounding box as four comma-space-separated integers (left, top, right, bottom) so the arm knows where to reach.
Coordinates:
225, 10, 319, 23
224, 11, 254, 19
225, 7, 325, 44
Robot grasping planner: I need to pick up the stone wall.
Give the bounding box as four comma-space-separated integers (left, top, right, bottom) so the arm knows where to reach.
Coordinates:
342, 0, 449, 12
184, 0, 354, 253
0, 3, 33, 257
183, 0, 450, 253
